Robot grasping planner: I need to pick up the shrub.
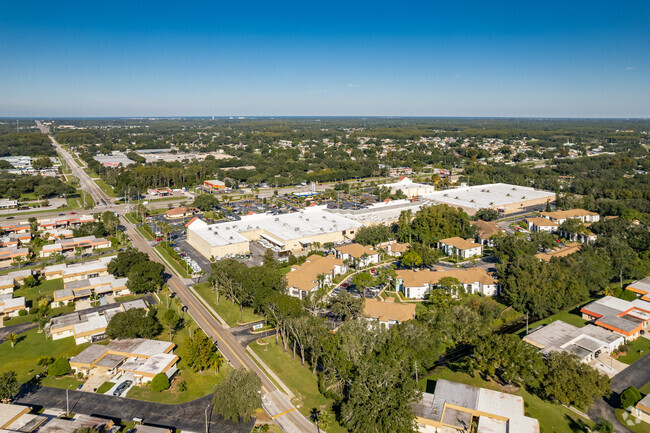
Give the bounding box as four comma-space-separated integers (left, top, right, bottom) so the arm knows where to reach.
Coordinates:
49, 358, 71, 376
150, 373, 170, 392
178, 380, 187, 392
620, 386, 642, 409
18, 309, 27, 316
29, 307, 39, 315
67, 301, 75, 307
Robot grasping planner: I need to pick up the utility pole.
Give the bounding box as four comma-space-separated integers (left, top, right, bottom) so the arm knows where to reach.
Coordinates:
526, 314, 529, 335
66, 386, 70, 417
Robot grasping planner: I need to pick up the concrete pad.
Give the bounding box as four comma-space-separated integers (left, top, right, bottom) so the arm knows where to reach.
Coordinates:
75, 300, 92, 311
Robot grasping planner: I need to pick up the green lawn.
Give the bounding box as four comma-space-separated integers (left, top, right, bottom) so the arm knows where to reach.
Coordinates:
422, 368, 594, 433
40, 375, 84, 389
250, 336, 347, 433
618, 338, 650, 365
639, 381, 650, 396
14, 278, 64, 304
94, 179, 117, 197
3, 304, 75, 327
616, 408, 650, 433
193, 282, 262, 326
154, 245, 190, 278
517, 304, 591, 337
0, 328, 90, 384
96, 381, 115, 394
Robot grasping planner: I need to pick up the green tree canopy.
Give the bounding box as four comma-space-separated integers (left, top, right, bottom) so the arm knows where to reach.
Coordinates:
106, 308, 162, 339
0, 371, 20, 401
212, 368, 262, 423
49, 358, 71, 377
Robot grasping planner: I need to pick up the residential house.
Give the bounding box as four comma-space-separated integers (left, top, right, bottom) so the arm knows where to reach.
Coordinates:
437, 237, 483, 259
0, 270, 35, 295
335, 243, 380, 267
523, 320, 624, 362
534, 242, 582, 262
40, 236, 111, 257
395, 268, 499, 299
632, 394, 650, 424
0, 247, 29, 266
580, 296, 650, 341
0, 234, 31, 248
48, 300, 147, 344
286, 254, 346, 299
363, 298, 415, 328
470, 220, 502, 246
52, 274, 129, 306
386, 241, 410, 257
0, 294, 26, 317
540, 209, 600, 224
38, 214, 95, 231
43, 255, 116, 282
0, 403, 46, 431
411, 379, 539, 433
525, 217, 559, 233
37, 414, 114, 433
165, 206, 198, 220
627, 276, 650, 301
0, 222, 30, 234
42, 228, 74, 240
70, 338, 178, 383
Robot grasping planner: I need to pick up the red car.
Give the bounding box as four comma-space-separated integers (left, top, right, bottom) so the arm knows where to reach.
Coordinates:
70, 212, 76, 215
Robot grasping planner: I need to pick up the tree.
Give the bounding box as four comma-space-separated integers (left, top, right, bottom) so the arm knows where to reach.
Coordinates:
192, 194, 219, 211
620, 386, 643, 409
106, 308, 162, 339
329, 290, 364, 321
108, 248, 150, 277
400, 250, 422, 269
126, 261, 165, 293
12, 256, 24, 270
161, 308, 183, 337
37, 356, 55, 371
352, 272, 375, 297
150, 372, 170, 392
0, 371, 20, 402
436, 276, 465, 297
32, 156, 53, 170
181, 330, 221, 372
101, 211, 120, 235
49, 358, 71, 376
593, 419, 613, 433
540, 351, 611, 410
474, 208, 499, 221
6, 332, 18, 348
212, 368, 262, 423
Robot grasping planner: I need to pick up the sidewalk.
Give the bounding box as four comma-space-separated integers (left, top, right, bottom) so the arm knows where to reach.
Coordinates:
187, 284, 229, 328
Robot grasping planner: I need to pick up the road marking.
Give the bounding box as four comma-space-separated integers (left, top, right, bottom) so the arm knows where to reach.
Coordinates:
273, 408, 296, 418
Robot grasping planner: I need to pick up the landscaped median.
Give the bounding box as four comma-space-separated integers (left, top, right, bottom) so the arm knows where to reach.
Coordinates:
193, 282, 262, 327
154, 242, 191, 278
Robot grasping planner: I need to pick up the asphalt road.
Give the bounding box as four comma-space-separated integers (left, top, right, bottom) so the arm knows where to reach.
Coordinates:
16, 384, 253, 433
610, 352, 650, 394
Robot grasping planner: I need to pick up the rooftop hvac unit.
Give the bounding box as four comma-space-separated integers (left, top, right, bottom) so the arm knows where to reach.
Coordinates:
320, 228, 324, 231
506, 193, 511, 197
455, 196, 459, 199
229, 236, 234, 240
322, 216, 327, 219
522, 196, 526, 199
295, 227, 300, 231
481, 189, 486, 192
306, 218, 309, 221
443, 193, 448, 197
275, 218, 279, 221
470, 199, 475, 203
512, 187, 517, 190
486, 190, 490, 193
489, 202, 494, 205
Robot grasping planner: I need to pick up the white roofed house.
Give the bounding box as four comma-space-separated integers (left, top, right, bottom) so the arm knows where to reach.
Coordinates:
395, 268, 499, 299
437, 237, 483, 259
525, 217, 559, 233
52, 274, 129, 307
43, 255, 115, 282
0, 293, 26, 317
0, 269, 35, 295
39, 235, 111, 257
411, 379, 540, 433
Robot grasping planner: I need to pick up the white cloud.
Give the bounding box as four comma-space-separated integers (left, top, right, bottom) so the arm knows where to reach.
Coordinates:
624, 66, 635, 71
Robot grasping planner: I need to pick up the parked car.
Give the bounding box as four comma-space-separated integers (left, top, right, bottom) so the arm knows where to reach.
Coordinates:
113, 380, 132, 396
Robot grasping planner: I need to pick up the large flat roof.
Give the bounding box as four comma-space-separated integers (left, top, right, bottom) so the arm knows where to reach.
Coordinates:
421, 183, 554, 210
188, 206, 363, 247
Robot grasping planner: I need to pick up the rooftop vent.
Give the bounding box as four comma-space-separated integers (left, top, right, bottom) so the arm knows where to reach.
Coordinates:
512, 187, 517, 190
506, 193, 511, 197
229, 236, 234, 240
320, 228, 325, 231
322, 216, 327, 219
275, 217, 279, 221
455, 196, 459, 199
295, 227, 300, 231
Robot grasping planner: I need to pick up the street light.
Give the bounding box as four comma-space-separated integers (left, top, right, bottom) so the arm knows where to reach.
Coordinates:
205, 403, 212, 433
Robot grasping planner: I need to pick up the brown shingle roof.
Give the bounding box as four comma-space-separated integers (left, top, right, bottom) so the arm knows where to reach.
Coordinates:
364, 299, 415, 323
438, 237, 482, 250
335, 243, 378, 258
396, 268, 497, 287
471, 221, 501, 239
541, 209, 598, 220
389, 242, 410, 253
535, 242, 582, 262
286, 254, 343, 292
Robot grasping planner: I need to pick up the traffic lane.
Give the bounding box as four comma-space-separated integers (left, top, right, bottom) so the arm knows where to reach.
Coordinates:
16, 385, 253, 433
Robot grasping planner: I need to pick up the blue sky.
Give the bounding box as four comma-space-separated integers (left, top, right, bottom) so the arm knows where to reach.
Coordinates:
1, 0, 649, 117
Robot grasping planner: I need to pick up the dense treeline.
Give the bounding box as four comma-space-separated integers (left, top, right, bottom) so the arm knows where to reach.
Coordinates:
0, 173, 75, 199
0, 132, 55, 157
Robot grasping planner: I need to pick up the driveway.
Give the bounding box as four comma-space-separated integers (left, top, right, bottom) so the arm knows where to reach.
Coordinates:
16, 385, 253, 433
611, 352, 650, 394
230, 320, 276, 346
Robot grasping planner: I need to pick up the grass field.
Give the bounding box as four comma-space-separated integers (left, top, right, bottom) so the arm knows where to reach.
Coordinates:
421, 368, 594, 433
193, 282, 261, 326
250, 336, 346, 433
0, 328, 90, 384
14, 278, 64, 304
94, 179, 117, 197
96, 381, 115, 394
618, 338, 650, 365
516, 303, 591, 337
154, 245, 190, 278
616, 408, 650, 432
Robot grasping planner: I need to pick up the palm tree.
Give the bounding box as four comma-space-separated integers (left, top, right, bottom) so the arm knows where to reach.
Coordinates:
212, 353, 224, 374
12, 256, 23, 270
6, 332, 18, 348
309, 408, 321, 433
